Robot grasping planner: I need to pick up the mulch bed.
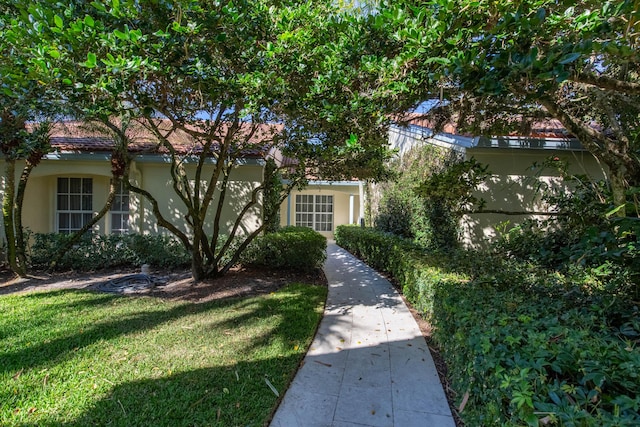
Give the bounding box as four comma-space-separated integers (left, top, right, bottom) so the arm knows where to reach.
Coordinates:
0, 265, 326, 302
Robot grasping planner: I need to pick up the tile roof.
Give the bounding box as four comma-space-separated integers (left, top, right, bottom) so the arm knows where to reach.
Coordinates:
46, 120, 280, 158
396, 114, 574, 139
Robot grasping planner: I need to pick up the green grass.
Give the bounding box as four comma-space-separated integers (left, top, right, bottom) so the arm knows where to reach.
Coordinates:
0, 283, 327, 426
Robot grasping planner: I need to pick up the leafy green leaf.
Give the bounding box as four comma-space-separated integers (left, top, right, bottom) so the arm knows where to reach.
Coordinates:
85, 52, 97, 68
54, 15, 63, 29
84, 15, 95, 28
558, 52, 581, 65
114, 29, 129, 40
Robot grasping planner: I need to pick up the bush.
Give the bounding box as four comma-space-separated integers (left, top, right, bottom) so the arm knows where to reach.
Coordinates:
29, 233, 191, 271
335, 225, 468, 317
493, 179, 640, 298
335, 225, 640, 426
241, 226, 327, 271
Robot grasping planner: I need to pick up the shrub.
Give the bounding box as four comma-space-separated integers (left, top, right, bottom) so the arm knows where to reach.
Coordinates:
29, 233, 190, 271
335, 225, 640, 426
493, 178, 640, 298
372, 144, 488, 251
241, 226, 326, 271
335, 225, 468, 317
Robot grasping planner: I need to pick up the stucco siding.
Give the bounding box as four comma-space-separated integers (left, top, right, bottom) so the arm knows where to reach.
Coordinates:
461, 148, 607, 247
0, 157, 264, 243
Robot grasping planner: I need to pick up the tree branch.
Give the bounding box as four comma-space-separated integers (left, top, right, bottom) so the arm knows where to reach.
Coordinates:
573, 71, 640, 95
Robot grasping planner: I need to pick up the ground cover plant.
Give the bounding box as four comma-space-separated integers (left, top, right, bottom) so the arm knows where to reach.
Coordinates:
335, 225, 640, 426
0, 283, 326, 426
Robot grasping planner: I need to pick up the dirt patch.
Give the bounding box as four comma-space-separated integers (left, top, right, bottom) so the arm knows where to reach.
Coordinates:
0, 265, 326, 302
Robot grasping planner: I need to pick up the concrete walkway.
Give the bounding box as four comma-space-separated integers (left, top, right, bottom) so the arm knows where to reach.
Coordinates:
270, 243, 455, 427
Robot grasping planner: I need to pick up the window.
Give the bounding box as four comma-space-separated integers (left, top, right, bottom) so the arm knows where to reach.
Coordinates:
111, 181, 130, 234
295, 194, 333, 232
57, 177, 93, 234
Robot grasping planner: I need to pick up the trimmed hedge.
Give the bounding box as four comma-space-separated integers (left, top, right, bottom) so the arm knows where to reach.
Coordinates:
30, 233, 191, 271
335, 225, 468, 317
335, 225, 640, 426
241, 226, 327, 271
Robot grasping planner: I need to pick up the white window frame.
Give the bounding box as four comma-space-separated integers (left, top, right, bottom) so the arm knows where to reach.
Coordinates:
295, 194, 333, 232
56, 177, 94, 234
110, 181, 130, 234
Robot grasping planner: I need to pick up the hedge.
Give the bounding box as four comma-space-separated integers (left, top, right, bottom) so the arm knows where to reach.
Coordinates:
241, 226, 327, 271
30, 233, 191, 271
335, 225, 640, 426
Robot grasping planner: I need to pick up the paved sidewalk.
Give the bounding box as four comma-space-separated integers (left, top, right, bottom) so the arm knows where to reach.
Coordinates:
270, 243, 455, 427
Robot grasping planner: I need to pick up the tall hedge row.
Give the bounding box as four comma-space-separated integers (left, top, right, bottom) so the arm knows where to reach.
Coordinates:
334, 225, 640, 426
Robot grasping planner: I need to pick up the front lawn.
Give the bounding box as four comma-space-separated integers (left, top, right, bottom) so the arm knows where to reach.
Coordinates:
0, 283, 326, 426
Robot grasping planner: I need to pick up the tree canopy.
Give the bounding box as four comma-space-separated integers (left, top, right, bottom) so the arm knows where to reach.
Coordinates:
1, 0, 398, 279
375, 0, 639, 209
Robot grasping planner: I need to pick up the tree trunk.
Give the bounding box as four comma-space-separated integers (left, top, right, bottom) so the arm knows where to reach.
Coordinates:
14, 161, 36, 274
609, 163, 628, 217
2, 159, 25, 276
191, 246, 206, 282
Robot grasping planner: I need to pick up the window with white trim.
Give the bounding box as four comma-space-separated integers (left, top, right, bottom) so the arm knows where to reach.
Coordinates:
57, 177, 94, 234
295, 194, 333, 232
110, 181, 130, 234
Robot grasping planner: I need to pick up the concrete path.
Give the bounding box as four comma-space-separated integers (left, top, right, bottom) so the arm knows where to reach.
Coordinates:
270, 243, 455, 427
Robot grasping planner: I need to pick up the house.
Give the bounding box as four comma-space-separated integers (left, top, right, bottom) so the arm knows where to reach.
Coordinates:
0, 121, 266, 243
386, 120, 608, 247
279, 179, 365, 238
0, 121, 363, 248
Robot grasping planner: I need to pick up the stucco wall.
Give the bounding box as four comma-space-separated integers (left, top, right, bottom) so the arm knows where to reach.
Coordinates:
133, 160, 263, 236
461, 148, 607, 247
0, 156, 264, 243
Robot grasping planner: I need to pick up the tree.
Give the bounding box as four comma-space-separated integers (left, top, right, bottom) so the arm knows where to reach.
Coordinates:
375, 0, 639, 212
1, 1, 137, 275
0, 2, 60, 277
7, 0, 396, 280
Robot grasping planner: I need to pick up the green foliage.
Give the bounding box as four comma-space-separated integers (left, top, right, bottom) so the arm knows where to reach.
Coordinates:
335, 225, 640, 426
29, 233, 191, 271
241, 226, 327, 271
416, 157, 489, 213
493, 160, 639, 297
373, 144, 488, 250
433, 268, 640, 426
372, 0, 640, 207
373, 144, 450, 248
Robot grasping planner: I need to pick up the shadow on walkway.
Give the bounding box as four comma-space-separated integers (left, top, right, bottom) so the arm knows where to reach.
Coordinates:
270, 243, 455, 427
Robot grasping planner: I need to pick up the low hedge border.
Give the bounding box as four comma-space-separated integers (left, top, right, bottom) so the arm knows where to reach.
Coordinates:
29, 227, 327, 273
30, 233, 191, 271
335, 225, 640, 426
241, 226, 327, 271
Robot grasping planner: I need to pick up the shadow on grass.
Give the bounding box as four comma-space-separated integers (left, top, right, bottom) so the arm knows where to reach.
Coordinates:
1, 285, 324, 376
75, 359, 301, 427
2, 284, 326, 426
14, 358, 299, 427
